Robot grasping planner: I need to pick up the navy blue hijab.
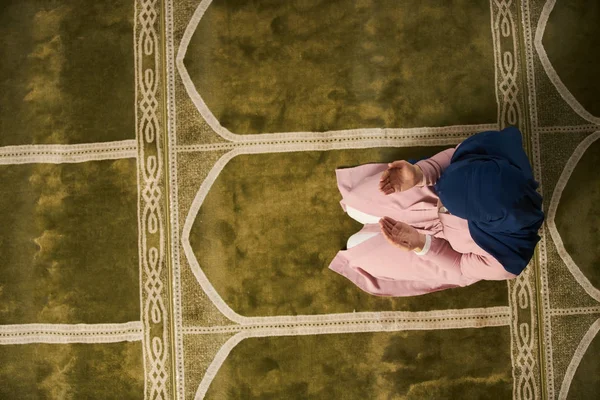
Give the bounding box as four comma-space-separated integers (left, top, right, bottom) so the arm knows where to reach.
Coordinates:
434, 127, 544, 275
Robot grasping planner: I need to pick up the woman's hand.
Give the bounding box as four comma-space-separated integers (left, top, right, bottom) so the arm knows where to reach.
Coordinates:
379, 216, 426, 252
379, 161, 423, 195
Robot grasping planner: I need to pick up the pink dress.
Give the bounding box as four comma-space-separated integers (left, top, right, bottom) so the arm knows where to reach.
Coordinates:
328, 148, 516, 297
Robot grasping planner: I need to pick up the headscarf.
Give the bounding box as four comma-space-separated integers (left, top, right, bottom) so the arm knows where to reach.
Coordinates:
435, 127, 544, 275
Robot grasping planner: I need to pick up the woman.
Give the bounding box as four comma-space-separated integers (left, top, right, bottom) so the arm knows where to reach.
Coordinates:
328, 127, 544, 296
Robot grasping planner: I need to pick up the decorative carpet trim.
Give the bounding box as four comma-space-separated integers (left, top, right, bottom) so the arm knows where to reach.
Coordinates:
0, 140, 137, 165
135, 0, 169, 398
491, 0, 522, 128
522, 0, 554, 397
182, 306, 511, 334
491, 1, 541, 399
174, 124, 498, 152
521, 0, 539, 129
134, 4, 147, 398
176, 133, 470, 153
164, 0, 186, 397
509, 268, 540, 400
0, 322, 143, 344
546, 131, 600, 303
534, 125, 600, 134
549, 307, 600, 317
558, 318, 600, 400
538, 224, 553, 399
534, 0, 600, 125
191, 307, 511, 399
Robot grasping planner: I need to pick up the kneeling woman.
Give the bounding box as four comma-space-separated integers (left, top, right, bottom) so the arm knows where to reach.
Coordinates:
328, 127, 544, 296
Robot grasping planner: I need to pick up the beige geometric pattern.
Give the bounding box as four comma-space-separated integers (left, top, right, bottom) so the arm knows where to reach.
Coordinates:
135, 0, 171, 399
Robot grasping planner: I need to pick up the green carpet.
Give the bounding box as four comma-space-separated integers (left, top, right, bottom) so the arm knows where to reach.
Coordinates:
0, 0, 599, 399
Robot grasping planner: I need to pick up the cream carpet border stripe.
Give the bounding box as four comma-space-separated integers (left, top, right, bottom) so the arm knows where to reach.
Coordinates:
182, 306, 511, 334
534, 125, 600, 134
181, 134, 472, 326
539, 221, 553, 399
523, 0, 552, 396
0, 321, 143, 344
534, 0, 600, 125
0, 140, 137, 165
558, 318, 600, 400
549, 307, 600, 317
133, 1, 148, 398
192, 307, 510, 400
521, 0, 539, 128
547, 131, 600, 303
164, 0, 186, 397
175, 124, 498, 153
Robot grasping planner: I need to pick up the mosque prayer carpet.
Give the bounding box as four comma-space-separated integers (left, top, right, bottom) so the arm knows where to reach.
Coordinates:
0, 0, 598, 399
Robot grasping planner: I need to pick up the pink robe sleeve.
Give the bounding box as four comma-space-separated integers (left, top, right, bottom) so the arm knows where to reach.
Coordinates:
420, 236, 517, 281
415, 147, 455, 186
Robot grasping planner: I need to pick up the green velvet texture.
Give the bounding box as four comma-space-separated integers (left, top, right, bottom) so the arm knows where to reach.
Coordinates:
0, 0, 135, 145
184, 0, 496, 134
190, 147, 508, 317
567, 328, 600, 400
206, 327, 512, 399
0, 342, 144, 399
0, 160, 140, 324
555, 140, 600, 289
0, 0, 143, 396
543, 0, 600, 117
